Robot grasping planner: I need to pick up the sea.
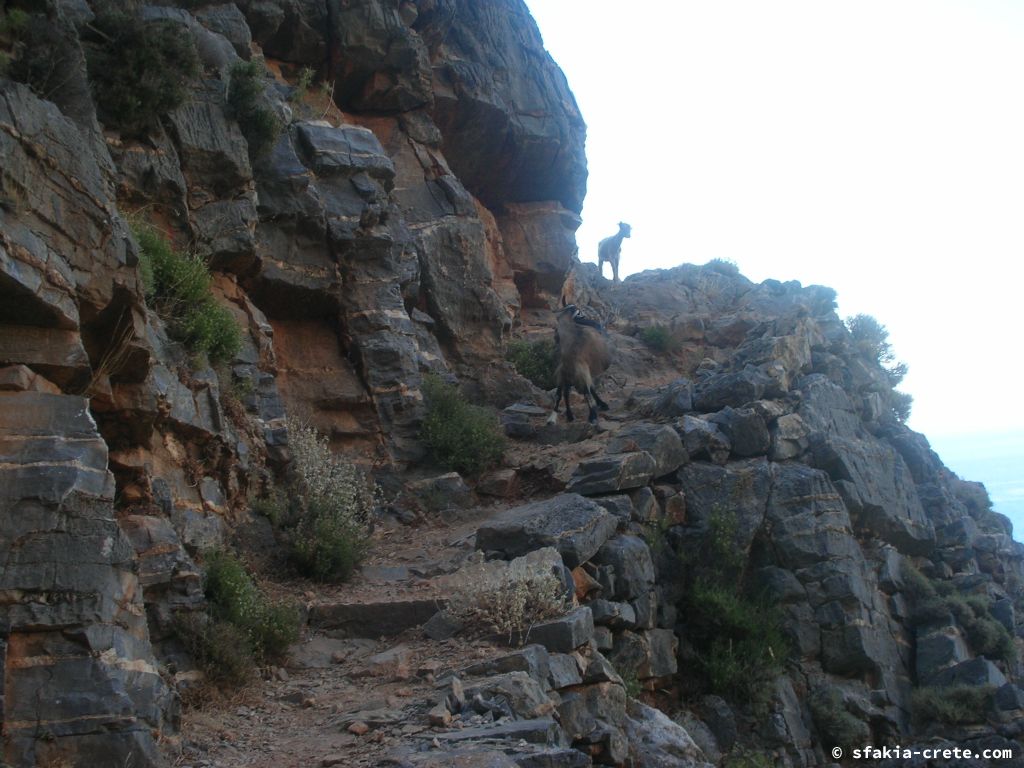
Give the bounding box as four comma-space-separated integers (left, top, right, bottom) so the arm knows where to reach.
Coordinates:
927, 430, 1024, 541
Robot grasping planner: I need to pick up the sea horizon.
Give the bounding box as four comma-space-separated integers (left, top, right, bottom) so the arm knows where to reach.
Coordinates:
926, 428, 1024, 542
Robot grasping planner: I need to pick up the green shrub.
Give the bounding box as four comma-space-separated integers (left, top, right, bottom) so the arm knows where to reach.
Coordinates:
177, 550, 300, 685
506, 338, 557, 390
4, 10, 76, 101
285, 419, 373, 582
290, 66, 315, 102
911, 685, 994, 726
946, 595, 1016, 663
809, 688, 870, 750
638, 324, 680, 355
706, 505, 745, 580
175, 613, 255, 686
203, 550, 301, 660
845, 313, 910, 405
228, 60, 281, 159
133, 223, 242, 365
902, 564, 1016, 663
291, 498, 368, 582
85, 10, 199, 134
420, 375, 506, 476
685, 579, 787, 703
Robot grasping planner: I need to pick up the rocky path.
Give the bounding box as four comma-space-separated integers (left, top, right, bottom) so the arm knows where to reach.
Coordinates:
174, 402, 707, 768
179, 511, 495, 767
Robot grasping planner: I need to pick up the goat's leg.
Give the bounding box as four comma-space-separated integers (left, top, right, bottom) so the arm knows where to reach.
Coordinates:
582, 387, 599, 424
612, 255, 620, 283
547, 384, 562, 425
590, 386, 610, 412
563, 383, 575, 422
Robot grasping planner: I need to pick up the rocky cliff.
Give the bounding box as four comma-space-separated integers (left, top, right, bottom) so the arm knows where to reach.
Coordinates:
0, 1, 1021, 767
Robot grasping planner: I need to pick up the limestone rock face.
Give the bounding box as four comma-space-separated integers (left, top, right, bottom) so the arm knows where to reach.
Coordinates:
1, 2, 1022, 767
0, 392, 171, 767
417, 0, 588, 213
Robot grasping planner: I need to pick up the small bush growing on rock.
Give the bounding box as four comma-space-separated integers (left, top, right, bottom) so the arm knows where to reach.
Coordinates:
85, 10, 199, 134
446, 554, 566, 643
285, 419, 373, 582
203, 550, 301, 660
686, 580, 787, 704
901, 563, 1016, 663
809, 688, 870, 750
133, 223, 242, 365
3, 9, 77, 100
638, 324, 681, 355
911, 685, 994, 725
228, 60, 281, 159
175, 613, 255, 686
946, 595, 1016, 664
505, 338, 557, 390
845, 313, 911, 421
289, 66, 316, 103
421, 375, 506, 476
444, 552, 565, 643
177, 550, 300, 686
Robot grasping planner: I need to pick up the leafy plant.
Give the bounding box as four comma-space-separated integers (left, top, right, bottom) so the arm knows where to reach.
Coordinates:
685, 579, 787, 703
420, 375, 506, 476
901, 563, 1016, 663
177, 550, 300, 686
4, 10, 76, 101
638, 324, 680, 355
133, 223, 242, 365
285, 419, 374, 582
911, 685, 994, 725
290, 66, 315, 102
85, 10, 199, 134
809, 688, 870, 750
446, 554, 567, 642
228, 60, 281, 159
506, 338, 557, 390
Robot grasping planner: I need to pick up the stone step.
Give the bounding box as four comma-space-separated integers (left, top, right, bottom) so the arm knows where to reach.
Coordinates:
309, 598, 443, 637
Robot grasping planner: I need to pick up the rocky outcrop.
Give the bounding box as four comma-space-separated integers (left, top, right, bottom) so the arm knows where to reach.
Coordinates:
0, 1, 587, 762
0, 391, 172, 767
1, 1, 1021, 766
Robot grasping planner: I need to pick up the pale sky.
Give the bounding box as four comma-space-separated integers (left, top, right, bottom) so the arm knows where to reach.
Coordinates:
524, 0, 1024, 442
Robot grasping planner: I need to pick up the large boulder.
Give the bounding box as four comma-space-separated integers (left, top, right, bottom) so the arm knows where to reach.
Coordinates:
608, 422, 687, 477
476, 494, 617, 568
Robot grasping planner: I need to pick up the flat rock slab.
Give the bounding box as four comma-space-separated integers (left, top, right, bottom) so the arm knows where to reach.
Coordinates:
525, 607, 594, 653
461, 645, 550, 683
384, 748, 521, 768
425, 718, 565, 747
476, 494, 616, 568
566, 452, 657, 496
310, 599, 442, 637
608, 423, 687, 477
287, 636, 376, 669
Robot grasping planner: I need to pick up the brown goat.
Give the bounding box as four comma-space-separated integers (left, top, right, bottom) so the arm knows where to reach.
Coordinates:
597, 222, 631, 283
548, 304, 611, 424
